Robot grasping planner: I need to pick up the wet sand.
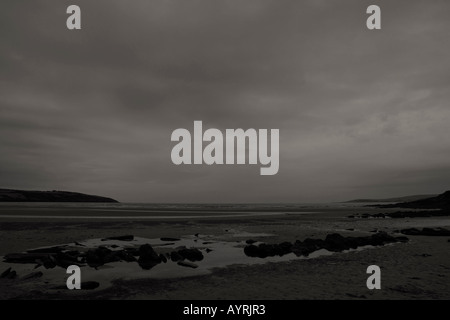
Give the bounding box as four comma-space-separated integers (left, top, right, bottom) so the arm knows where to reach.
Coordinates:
0, 205, 449, 300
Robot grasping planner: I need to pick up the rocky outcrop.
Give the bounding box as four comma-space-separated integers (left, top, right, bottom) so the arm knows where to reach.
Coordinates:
244, 232, 408, 258
400, 227, 450, 236
349, 210, 450, 219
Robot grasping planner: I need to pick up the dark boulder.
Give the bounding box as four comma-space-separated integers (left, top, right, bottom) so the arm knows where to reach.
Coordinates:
244, 245, 259, 257
138, 244, 161, 270
257, 244, 275, 258
177, 248, 204, 262
324, 234, 350, 251
159, 254, 168, 263
85, 246, 120, 268
170, 251, 183, 262
1, 267, 12, 279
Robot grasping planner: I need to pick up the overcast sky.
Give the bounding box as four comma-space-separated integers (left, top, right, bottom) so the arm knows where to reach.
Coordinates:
1, 0, 450, 203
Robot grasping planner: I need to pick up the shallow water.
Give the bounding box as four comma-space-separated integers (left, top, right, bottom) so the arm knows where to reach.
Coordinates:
0, 229, 398, 292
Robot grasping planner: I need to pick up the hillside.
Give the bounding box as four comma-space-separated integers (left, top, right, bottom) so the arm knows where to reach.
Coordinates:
345, 194, 437, 203
0, 188, 119, 203
376, 191, 450, 209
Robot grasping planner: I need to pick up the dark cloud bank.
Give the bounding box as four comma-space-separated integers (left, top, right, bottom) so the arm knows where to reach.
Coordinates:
1, 0, 450, 202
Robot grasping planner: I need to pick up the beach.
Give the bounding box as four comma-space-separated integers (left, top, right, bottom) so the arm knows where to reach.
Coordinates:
0, 203, 449, 300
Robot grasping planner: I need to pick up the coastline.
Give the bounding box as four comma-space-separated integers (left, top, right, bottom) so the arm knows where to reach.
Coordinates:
1, 204, 449, 300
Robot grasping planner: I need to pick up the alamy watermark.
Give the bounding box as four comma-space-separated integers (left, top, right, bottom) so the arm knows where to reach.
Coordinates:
171, 121, 279, 175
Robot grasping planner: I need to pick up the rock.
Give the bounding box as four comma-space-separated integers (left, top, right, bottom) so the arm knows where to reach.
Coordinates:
159, 254, 167, 263
244, 245, 259, 257
256, 244, 274, 258
291, 239, 322, 257
346, 228, 355, 231
1, 267, 12, 279
177, 248, 204, 262
277, 242, 293, 256
138, 244, 161, 269
160, 237, 180, 242
102, 235, 134, 241
55, 251, 82, 268
170, 251, 183, 262
194, 233, 199, 237
124, 248, 140, 256
177, 261, 198, 269
245, 232, 408, 259
0, 268, 17, 279
246, 239, 257, 244
116, 250, 137, 262
206, 248, 213, 253
401, 227, 450, 236
422, 227, 450, 236
395, 236, 409, 243
368, 232, 396, 246
324, 234, 350, 251
85, 246, 121, 268
22, 271, 43, 280
81, 281, 100, 290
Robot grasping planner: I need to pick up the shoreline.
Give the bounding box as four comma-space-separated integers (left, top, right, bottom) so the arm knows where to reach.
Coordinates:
1, 205, 449, 300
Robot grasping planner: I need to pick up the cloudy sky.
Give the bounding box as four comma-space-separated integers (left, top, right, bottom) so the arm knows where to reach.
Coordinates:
1, 0, 450, 202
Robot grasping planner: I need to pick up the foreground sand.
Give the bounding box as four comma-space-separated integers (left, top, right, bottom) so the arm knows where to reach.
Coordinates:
0, 206, 449, 300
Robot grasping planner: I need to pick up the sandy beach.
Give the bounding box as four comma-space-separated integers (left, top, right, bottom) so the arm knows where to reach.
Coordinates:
0, 203, 449, 300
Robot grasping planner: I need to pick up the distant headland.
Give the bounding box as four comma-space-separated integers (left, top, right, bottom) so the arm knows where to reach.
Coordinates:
344, 194, 438, 203
0, 188, 119, 203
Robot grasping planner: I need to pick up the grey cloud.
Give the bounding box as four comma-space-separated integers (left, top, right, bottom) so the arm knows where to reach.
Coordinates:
1, 0, 450, 202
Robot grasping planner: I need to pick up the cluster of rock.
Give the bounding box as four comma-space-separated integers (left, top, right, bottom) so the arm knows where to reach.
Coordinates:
2, 238, 204, 272
399, 227, 450, 236
348, 210, 450, 219
244, 232, 408, 258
